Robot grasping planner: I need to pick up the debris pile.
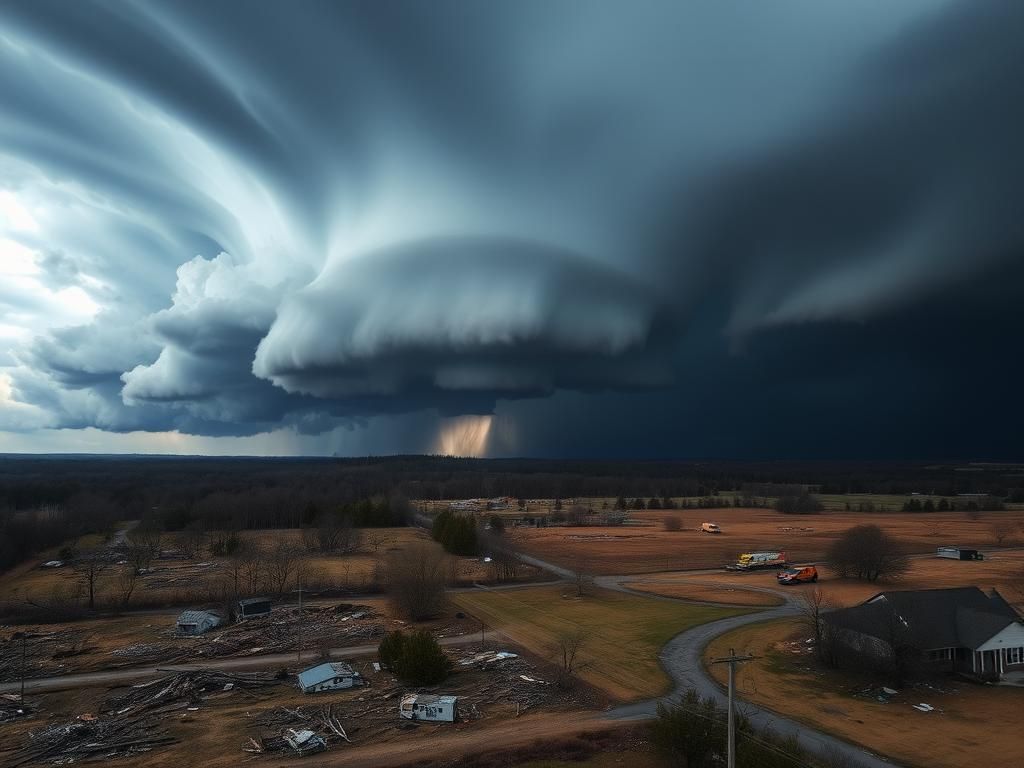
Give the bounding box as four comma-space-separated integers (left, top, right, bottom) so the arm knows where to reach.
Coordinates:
105, 670, 280, 715
195, 605, 383, 658
246, 704, 351, 756
9, 714, 175, 767
140, 561, 222, 591
1, 693, 32, 723
0, 629, 91, 682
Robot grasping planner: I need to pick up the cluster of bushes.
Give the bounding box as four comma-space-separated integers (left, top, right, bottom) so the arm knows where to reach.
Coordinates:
825, 524, 909, 582
378, 629, 452, 685
651, 690, 809, 768
775, 492, 824, 514
431, 510, 478, 555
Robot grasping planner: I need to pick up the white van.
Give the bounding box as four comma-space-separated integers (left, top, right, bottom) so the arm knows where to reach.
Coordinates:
701, 522, 721, 534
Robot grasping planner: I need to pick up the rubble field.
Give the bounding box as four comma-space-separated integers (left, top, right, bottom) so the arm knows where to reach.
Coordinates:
0, 643, 598, 767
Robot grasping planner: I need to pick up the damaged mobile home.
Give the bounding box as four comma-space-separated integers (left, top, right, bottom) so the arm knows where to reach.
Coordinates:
297, 661, 363, 693
399, 693, 458, 722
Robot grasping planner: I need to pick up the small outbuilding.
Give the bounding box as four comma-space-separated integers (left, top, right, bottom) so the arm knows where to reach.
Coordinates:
237, 597, 272, 621
175, 609, 222, 636
399, 694, 458, 722
297, 661, 363, 693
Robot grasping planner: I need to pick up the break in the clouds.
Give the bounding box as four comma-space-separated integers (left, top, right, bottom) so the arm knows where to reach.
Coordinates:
0, 0, 1022, 458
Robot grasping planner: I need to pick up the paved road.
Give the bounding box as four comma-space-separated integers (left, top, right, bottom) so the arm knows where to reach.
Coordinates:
0, 631, 501, 694
525, 555, 903, 768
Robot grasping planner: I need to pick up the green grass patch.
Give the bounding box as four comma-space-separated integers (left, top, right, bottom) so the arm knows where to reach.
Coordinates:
453, 585, 750, 701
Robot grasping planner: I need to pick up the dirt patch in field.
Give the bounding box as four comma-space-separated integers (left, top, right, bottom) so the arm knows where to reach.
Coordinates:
704, 618, 1024, 768
514, 508, 1024, 575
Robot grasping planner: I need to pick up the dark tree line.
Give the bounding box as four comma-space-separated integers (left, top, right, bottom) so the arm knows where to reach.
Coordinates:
431, 510, 478, 555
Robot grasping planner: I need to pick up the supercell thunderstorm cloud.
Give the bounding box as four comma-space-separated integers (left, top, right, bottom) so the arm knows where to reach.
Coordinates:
0, 0, 1022, 458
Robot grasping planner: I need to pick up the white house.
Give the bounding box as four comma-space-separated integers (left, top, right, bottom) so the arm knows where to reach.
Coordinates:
297, 661, 363, 693
825, 587, 1024, 683
399, 693, 458, 722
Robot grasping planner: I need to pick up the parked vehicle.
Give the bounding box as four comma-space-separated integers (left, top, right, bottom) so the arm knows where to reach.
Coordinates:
726, 551, 787, 570
777, 565, 818, 584
936, 546, 983, 561
701, 522, 721, 534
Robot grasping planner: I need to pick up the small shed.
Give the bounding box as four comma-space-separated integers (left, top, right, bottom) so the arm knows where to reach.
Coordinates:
297, 662, 363, 693
399, 694, 458, 722
237, 597, 272, 621
175, 609, 222, 636
937, 546, 983, 561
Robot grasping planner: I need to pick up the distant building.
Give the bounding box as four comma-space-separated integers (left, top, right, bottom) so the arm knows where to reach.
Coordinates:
825, 587, 1024, 683
175, 609, 222, 636
237, 597, 272, 621
297, 661, 363, 693
399, 693, 458, 722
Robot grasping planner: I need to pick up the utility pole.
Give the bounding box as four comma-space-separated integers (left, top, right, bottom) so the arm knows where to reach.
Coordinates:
16, 632, 27, 705
711, 648, 754, 768
296, 571, 303, 666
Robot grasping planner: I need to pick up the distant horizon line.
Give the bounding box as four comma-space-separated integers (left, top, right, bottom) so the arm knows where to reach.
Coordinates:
0, 452, 1022, 465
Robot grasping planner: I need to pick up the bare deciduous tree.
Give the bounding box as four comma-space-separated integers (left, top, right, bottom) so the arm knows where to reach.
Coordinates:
316, 513, 359, 553
129, 518, 163, 559
115, 563, 139, 606
238, 543, 264, 596
385, 542, 447, 620
265, 542, 303, 596
825, 524, 909, 582
72, 550, 109, 609
180, 523, 207, 559
572, 556, 595, 597
551, 628, 589, 689
796, 588, 841, 668
481, 532, 522, 582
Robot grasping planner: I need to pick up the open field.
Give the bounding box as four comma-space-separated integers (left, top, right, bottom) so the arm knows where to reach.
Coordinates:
0, 526, 539, 615
623, 579, 784, 607
704, 618, 1024, 768
451, 585, 749, 701
513, 508, 1024, 575
650, 549, 1024, 611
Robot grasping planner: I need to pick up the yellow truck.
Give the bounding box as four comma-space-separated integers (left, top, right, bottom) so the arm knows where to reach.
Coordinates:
725, 551, 787, 571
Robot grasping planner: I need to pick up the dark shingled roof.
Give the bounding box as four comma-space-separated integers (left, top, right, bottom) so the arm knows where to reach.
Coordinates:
825, 587, 1021, 651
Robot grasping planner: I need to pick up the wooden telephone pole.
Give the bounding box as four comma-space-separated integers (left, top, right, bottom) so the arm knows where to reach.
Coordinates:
710, 648, 754, 768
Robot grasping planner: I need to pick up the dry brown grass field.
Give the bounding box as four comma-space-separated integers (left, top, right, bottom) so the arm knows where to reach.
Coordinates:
704, 618, 1024, 768
0, 527, 538, 612
512, 508, 1024, 575
634, 549, 1024, 610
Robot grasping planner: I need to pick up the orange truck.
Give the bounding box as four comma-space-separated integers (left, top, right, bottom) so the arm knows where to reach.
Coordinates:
776, 565, 818, 584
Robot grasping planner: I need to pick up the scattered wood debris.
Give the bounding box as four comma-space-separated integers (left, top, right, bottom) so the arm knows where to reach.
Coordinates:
8, 714, 176, 767
104, 670, 280, 715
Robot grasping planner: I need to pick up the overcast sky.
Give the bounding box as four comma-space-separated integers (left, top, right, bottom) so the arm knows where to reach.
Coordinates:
1, 0, 1022, 458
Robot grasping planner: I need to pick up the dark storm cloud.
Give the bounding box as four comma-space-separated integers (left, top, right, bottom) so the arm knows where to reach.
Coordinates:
0, 0, 1022, 458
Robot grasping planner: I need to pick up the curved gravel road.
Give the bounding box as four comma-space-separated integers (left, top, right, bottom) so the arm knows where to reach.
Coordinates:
523, 553, 902, 768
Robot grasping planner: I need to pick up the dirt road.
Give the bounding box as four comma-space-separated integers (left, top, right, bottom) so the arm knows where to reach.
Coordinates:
0, 631, 501, 694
